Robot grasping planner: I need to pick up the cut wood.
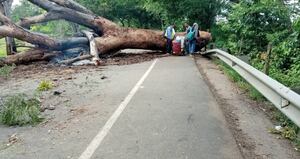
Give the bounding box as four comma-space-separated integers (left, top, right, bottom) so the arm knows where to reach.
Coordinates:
82, 30, 101, 65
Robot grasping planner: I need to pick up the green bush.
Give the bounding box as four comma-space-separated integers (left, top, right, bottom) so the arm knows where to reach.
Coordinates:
0, 94, 42, 126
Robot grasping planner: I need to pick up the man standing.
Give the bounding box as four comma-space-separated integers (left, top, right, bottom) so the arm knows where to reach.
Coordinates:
184, 23, 192, 33
188, 23, 199, 54
164, 24, 176, 54
184, 23, 192, 54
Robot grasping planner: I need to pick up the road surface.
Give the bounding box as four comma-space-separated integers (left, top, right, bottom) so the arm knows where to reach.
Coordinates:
0, 56, 242, 159
80, 56, 242, 159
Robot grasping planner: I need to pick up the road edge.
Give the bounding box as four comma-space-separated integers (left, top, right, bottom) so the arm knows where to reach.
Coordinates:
194, 55, 300, 159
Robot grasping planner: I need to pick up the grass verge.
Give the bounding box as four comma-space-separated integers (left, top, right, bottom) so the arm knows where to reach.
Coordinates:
0, 64, 16, 78
0, 38, 6, 57
215, 59, 300, 150
0, 94, 43, 126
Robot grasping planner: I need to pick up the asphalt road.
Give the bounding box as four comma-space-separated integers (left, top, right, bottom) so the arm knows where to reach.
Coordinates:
0, 56, 242, 159
81, 56, 242, 159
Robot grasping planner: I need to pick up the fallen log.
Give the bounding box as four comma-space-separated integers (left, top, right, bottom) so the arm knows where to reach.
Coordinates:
0, 49, 59, 66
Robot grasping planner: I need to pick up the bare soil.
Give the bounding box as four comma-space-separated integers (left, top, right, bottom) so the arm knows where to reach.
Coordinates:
0, 52, 165, 83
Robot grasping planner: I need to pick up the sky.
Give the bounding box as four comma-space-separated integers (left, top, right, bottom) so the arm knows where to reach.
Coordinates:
12, 0, 21, 7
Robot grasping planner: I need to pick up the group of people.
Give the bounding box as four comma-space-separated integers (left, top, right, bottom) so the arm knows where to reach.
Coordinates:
164, 22, 200, 55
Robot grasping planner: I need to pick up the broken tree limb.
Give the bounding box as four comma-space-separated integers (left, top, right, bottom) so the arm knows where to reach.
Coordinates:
28, 0, 102, 35
59, 54, 92, 65
0, 9, 89, 51
16, 12, 62, 28
0, 49, 59, 66
82, 30, 101, 65
48, 0, 94, 15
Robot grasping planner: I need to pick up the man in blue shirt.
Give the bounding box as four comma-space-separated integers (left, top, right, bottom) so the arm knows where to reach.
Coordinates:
164, 24, 176, 54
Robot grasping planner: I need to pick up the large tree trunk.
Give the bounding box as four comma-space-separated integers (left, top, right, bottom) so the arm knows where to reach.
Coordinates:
0, 0, 212, 66
95, 29, 166, 54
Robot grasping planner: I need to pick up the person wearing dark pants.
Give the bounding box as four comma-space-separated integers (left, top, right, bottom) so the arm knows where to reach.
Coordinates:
163, 24, 176, 54
166, 38, 172, 53
188, 23, 200, 54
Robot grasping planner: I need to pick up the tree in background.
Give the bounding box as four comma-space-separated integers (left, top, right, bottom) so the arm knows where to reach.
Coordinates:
213, 0, 300, 87
145, 0, 224, 30
76, 0, 162, 29
76, 0, 224, 30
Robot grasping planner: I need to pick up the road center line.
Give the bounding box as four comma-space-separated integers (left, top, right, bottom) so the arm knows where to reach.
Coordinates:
78, 59, 158, 159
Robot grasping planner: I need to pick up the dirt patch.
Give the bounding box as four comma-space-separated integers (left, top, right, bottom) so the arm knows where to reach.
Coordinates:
0, 52, 165, 82
194, 55, 300, 159
102, 52, 166, 65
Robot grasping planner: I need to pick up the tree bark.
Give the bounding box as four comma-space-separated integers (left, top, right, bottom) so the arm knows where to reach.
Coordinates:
0, 49, 59, 66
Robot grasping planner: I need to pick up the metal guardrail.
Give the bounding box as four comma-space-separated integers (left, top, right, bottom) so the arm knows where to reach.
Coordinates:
203, 49, 300, 127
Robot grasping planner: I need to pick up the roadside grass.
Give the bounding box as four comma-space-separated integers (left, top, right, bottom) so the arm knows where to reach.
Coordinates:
0, 38, 6, 57
0, 79, 55, 126
37, 80, 54, 91
0, 38, 31, 57
215, 59, 300, 150
0, 94, 42, 126
0, 64, 16, 78
215, 60, 264, 100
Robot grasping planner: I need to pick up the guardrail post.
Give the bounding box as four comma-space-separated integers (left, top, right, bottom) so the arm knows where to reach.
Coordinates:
263, 43, 272, 75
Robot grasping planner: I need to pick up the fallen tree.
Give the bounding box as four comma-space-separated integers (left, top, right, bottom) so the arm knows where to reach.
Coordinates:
0, 0, 212, 66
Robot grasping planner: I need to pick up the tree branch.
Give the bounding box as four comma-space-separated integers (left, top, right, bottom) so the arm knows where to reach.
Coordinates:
16, 12, 62, 28
48, 0, 94, 15
0, 11, 89, 50
0, 8, 12, 24
0, 24, 59, 49
28, 0, 103, 35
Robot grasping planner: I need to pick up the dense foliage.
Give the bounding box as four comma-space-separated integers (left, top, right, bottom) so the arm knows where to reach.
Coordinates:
8, 0, 223, 36
145, 0, 224, 30
213, 0, 300, 87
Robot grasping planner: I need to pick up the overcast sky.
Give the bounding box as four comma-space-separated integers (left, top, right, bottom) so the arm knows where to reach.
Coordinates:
12, 0, 21, 7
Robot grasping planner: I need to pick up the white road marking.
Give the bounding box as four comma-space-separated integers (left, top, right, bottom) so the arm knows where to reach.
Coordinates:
78, 59, 158, 159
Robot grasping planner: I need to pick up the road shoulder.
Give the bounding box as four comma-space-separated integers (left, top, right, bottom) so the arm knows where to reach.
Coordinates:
195, 55, 300, 159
